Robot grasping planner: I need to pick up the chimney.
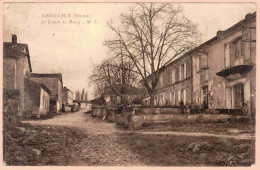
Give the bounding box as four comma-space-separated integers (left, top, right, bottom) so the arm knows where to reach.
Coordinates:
245, 13, 252, 20
217, 30, 224, 38
12, 34, 17, 44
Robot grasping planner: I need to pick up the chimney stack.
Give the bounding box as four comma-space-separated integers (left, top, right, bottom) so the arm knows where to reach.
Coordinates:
12, 34, 17, 44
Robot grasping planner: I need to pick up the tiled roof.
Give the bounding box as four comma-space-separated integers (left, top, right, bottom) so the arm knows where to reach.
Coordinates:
30, 73, 63, 85
25, 78, 52, 95
3, 42, 32, 72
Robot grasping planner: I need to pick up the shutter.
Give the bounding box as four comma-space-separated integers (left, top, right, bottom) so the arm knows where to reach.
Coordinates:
173, 92, 175, 105
183, 89, 186, 104
242, 41, 250, 61
178, 90, 181, 103
179, 65, 182, 80
224, 43, 231, 67
172, 69, 175, 83
184, 63, 187, 79
162, 94, 164, 105
196, 57, 200, 72
225, 87, 232, 109
244, 81, 250, 105
229, 42, 233, 62
169, 92, 172, 104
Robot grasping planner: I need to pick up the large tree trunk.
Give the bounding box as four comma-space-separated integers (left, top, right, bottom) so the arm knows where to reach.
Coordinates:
149, 93, 155, 108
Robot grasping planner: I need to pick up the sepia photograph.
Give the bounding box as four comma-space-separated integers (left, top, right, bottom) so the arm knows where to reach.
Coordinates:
2, 0, 257, 167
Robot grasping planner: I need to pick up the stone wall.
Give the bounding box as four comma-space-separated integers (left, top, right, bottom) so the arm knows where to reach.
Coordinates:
3, 57, 30, 116
24, 79, 41, 118
127, 113, 248, 130
3, 89, 20, 125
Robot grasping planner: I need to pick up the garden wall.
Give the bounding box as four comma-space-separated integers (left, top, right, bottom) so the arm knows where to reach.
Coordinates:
126, 114, 248, 130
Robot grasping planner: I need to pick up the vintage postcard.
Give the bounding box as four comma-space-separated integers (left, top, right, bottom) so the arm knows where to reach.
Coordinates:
1, 0, 258, 168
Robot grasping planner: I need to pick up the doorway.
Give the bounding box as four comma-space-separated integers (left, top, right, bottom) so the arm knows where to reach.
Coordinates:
201, 86, 208, 109
233, 84, 244, 109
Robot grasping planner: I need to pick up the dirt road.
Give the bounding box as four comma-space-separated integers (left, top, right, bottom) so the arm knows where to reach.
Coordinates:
22, 109, 144, 166
23, 109, 120, 136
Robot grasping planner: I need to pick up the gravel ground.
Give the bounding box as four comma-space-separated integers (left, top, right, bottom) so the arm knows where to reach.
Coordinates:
11, 109, 254, 166
5, 110, 144, 166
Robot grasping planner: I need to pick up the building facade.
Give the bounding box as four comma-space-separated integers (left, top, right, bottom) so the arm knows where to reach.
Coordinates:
142, 55, 192, 107
141, 12, 256, 117
191, 12, 256, 116
62, 87, 74, 105
24, 78, 51, 118
30, 73, 63, 113
3, 35, 32, 115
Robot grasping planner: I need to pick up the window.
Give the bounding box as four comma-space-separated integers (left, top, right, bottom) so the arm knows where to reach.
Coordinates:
179, 63, 187, 81
200, 55, 208, 69
232, 37, 242, 59
172, 69, 176, 84
171, 92, 176, 105
233, 84, 244, 109
201, 86, 209, 109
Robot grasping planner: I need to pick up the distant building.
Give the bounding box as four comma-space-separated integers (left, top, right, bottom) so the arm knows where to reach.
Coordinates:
30, 73, 63, 113
3, 34, 32, 115
62, 86, 73, 105
24, 78, 51, 118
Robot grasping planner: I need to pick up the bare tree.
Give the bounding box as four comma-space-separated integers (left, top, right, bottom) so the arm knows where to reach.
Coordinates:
105, 3, 200, 107
90, 56, 138, 105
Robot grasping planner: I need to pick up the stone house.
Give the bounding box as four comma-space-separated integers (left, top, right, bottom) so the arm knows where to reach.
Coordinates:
30, 73, 63, 113
24, 78, 51, 118
62, 86, 73, 105
3, 35, 32, 116
142, 54, 192, 107
191, 12, 256, 116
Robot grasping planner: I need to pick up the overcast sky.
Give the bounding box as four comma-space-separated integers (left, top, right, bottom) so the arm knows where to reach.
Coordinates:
3, 3, 256, 99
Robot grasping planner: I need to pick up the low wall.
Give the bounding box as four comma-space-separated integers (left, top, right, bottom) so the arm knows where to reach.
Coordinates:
125, 114, 248, 130
141, 108, 181, 114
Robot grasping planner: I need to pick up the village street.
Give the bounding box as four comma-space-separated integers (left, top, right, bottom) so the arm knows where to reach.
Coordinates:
23, 109, 121, 136
19, 109, 255, 166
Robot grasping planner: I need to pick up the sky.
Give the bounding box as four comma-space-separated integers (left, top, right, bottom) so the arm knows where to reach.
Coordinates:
3, 2, 256, 99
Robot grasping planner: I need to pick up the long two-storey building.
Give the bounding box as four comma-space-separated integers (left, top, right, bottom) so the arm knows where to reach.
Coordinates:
142, 12, 256, 117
